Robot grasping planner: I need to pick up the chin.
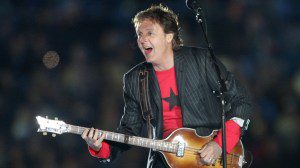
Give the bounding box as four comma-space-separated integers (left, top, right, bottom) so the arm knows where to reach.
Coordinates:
144, 55, 154, 63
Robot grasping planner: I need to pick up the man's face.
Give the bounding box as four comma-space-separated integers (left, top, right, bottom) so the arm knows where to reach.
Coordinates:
135, 19, 173, 65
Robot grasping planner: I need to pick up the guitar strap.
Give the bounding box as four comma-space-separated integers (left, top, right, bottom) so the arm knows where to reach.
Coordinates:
139, 66, 154, 139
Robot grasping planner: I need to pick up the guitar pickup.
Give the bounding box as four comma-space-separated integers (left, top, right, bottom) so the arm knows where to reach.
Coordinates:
176, 142, 185, 157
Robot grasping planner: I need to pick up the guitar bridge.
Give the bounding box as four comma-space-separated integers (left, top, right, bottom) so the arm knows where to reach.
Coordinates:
176, 142, 185, 157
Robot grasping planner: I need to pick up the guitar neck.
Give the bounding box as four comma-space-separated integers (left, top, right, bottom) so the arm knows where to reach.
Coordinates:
68, 124, 176, 153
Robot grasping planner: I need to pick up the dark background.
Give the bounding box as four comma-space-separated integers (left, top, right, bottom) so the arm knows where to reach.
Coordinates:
0, 0, 299, 167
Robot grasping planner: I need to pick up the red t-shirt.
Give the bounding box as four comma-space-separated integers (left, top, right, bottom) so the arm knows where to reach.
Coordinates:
155, 66, 183, 138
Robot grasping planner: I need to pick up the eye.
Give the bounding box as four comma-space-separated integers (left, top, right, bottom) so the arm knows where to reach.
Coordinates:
147, 32, 153, 36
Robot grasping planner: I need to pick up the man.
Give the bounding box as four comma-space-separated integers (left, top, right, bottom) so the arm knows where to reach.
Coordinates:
82, 4, 251, 168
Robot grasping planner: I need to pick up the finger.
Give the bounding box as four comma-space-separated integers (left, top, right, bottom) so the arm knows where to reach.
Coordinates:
88, 127, 94, 139
199, 144, 209, 158
202, 150, 214, 164
199, 148, 209, 164
93, 129, 99, 141
203, 155, 212, 165
200, 156, 211, 166
199, 146, 209, 158
207, 155, 216, 165
199, 144, 207, 153
211, 158, 217, 165
81, 128, 89, 139
94, 133, 105, 146
99, 132, 106, 142
209, 155, 216, 164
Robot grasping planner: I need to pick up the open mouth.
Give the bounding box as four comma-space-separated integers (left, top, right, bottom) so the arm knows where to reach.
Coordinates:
144, 47, 153, 55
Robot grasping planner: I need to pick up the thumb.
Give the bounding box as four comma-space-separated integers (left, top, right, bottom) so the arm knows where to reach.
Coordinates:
199, 144, 207, 153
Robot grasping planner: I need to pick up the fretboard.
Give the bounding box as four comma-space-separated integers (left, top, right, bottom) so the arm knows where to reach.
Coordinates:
68, 124, 177, 153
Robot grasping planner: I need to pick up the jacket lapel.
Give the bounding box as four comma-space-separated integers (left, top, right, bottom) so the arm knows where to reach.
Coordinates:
148, 66, 162, 113
174, 49, 186, 109
146, 64, 163, 138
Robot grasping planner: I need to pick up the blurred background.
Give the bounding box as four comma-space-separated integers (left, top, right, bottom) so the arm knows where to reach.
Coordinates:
0, 0, 299, 167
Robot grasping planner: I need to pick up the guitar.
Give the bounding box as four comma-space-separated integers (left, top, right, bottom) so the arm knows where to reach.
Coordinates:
36, 116, 246, 168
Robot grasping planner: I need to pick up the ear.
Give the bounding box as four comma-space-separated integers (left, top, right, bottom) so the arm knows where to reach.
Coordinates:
166, 33, 174, 43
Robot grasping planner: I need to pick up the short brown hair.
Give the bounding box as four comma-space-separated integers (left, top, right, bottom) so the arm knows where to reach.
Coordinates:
132, 4, 183, 50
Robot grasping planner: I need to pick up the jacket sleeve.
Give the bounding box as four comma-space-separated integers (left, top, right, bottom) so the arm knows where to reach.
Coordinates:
88, 141, 110, 158
194, 48, 252, 133
98, 72, 144, 163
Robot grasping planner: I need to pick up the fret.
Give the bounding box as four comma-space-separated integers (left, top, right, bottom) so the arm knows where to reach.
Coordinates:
142, 139, 145, 146
172, 143, 176, 153
109, 132, 113, 140
158, 142, 161, 150
169, 143, 174, 152
164, 142, 167, 151
67, 124, 174, 153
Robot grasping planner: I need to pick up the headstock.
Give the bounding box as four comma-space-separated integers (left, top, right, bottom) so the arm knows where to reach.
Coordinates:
36, 116, 69, 137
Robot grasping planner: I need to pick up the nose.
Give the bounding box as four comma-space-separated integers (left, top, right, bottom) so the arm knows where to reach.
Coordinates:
138, 35, 148, 44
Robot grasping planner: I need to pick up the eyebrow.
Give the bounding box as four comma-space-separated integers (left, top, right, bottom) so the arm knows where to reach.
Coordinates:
137, 27, 154, 33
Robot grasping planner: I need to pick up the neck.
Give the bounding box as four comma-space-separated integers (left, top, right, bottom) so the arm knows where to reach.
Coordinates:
153, 48, 174, 71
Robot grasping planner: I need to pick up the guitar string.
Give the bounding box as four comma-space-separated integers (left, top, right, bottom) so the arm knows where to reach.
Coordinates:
182, 152, 235, 160
174, 152, 237, 165
70, 126, 241, 159
183, 152, 241, 165
184, 147, 241, 159
166, 152, 237, 166
49, 126, 240, 166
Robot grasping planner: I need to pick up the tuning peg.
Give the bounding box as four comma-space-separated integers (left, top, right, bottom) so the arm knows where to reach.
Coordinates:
52, 134, 56, 137
55, 117, 58, 120
43, 132, 47, 136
